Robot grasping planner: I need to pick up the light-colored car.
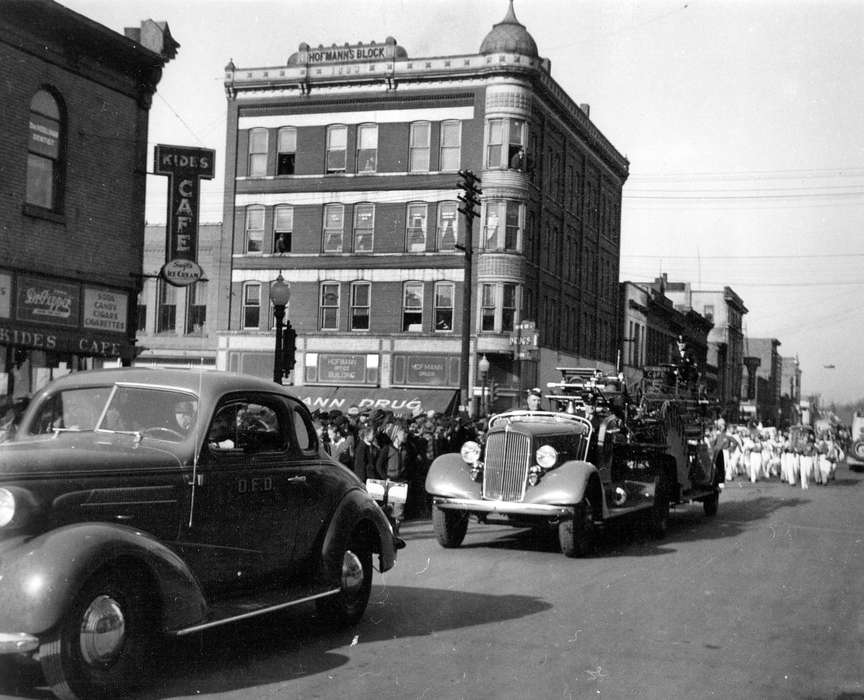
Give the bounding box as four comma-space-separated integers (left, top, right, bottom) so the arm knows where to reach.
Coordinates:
847, 412, 864, 470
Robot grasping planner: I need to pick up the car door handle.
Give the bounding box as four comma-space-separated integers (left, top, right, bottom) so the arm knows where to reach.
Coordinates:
287, 476, 307, 484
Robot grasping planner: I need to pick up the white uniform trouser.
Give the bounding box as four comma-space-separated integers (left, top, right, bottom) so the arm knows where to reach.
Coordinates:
749, 451, 762, 482
799, 455, 812, 489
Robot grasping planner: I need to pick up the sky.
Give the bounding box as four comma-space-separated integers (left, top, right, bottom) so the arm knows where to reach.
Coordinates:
59, 0, 864, 405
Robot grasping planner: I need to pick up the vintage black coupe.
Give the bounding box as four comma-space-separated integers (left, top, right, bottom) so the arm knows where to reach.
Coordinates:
0, 368, 401, 699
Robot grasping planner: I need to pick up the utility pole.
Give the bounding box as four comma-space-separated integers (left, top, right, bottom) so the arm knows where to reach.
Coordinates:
457, 169, 482, 414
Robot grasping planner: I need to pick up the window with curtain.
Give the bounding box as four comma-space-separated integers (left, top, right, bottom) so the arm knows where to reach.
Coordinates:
356, 124, 378, 172
323, 204, 344, 252
353, 203, 375, 252
437, 202, 458, 250
156, 279, 176, 333
406, 203, 427, 252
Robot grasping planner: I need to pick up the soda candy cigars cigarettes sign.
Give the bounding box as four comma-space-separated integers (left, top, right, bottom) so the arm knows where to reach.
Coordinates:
82, 288, 128, 332
161, 259, 204, 287
153, 144, 215, 263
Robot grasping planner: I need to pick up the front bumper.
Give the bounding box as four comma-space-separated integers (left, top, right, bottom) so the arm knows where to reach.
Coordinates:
433, 497, 574, 519
0, 632, 39, 654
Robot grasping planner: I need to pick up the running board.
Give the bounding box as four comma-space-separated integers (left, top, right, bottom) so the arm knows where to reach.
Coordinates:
170, 584, 340, 637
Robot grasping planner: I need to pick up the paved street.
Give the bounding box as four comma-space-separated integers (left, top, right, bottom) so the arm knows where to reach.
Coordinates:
3, 465, 864, 700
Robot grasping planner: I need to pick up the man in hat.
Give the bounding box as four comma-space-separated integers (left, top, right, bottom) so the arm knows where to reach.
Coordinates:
524, 387, 543, 411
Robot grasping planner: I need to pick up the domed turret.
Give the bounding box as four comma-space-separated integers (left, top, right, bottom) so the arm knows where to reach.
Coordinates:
479, 0, 538, 58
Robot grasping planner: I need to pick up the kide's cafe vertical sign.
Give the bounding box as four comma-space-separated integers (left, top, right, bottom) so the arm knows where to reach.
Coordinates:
154, 145, 215, 262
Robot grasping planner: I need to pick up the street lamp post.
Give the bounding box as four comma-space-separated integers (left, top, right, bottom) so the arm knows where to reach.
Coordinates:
269, 273, 291, 384
478, 354, 490, 417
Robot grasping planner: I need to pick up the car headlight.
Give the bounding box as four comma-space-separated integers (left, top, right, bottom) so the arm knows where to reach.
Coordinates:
460, 441, 482, 465
536, 444, 558, 469
0, 488, 15, 528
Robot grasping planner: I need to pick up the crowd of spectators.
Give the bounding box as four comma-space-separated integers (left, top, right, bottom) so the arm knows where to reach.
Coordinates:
310, 405, 481, 532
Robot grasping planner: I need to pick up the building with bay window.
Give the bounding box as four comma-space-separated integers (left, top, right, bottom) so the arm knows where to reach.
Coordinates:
218, 2, 628, 415
0, 0, 176, 400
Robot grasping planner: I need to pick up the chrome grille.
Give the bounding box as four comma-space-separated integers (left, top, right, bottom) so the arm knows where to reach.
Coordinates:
483, 430, 531, 501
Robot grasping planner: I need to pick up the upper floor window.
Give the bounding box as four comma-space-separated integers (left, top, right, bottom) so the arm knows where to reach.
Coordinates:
326, 125, 347, 173
409, 122, 431, 172
277, 127, 296, 175
242, 283, 260, 329
156, 279, 176, 333
402, 282, 423, 331
486, 118, 525, 169
434, 282, 454, 332
703, 305, 715, 323
483, 200, 521, 251
406, 203, 427, 252
186, 281, 207, 335
248, 128, 268, 176
439, 120, 461, 171
323, 204, 344, 252
245, 205, 264, 253
350, 282, 370, 331
480, 282, 519, 333
320, 282, 340, 330
274, 205, 293, 253
437, 202, 458, 251
356, 124, 377, 172
27, 89, 63, 210
353, 203, 375, 252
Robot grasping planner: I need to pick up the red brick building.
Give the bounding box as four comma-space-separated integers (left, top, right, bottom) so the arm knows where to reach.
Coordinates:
218, 3, 628, 415
0, 0, 176, 399
0, 0, 178, 396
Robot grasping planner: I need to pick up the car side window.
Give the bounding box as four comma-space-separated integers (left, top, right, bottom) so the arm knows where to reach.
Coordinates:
287, 399, 317, 455
207, 397, 284, 453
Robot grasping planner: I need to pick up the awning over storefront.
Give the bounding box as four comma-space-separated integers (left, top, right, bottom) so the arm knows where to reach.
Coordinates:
291, 386, 459, 417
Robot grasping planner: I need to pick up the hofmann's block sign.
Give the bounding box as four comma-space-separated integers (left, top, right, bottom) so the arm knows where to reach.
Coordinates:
299, 40, 397, 65
154, 144, 215, 263
16, 276, 79, 328
83, 287, 127, 333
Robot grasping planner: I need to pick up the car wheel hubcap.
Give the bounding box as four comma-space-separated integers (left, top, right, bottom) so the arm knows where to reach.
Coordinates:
341, 550, 364, 594
79, 595, 126, 667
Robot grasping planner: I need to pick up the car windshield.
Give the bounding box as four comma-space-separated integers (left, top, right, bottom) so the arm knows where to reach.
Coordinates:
27, 384, 199, 442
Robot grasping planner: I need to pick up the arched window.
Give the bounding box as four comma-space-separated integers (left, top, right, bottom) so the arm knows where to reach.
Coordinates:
26, 89, 64, 210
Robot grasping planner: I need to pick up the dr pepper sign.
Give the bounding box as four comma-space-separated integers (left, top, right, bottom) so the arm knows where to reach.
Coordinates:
154, 144, 215, 263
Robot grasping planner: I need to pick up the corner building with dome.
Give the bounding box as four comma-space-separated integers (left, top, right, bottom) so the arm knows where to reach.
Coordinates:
217, 1, 629, 415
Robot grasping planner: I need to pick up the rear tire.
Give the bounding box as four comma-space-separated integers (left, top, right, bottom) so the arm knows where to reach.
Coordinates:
703, 489, 720, 517
39, 569, 156, 700
651, 479, 671, 539
559, 498, 595, 558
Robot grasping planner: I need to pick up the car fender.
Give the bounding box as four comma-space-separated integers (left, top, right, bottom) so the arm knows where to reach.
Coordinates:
528, 460, 606, 517
425, 453, 480, 499
0, 522, 206, 636
319, 488, 397, 580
